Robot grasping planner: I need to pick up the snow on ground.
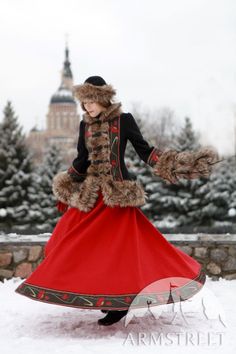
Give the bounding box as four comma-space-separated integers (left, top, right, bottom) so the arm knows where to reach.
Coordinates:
0, 276, 236, 354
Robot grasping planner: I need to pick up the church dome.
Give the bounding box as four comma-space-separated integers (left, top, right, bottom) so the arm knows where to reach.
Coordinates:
49, 45, 76, 105
50, 85, 76, 104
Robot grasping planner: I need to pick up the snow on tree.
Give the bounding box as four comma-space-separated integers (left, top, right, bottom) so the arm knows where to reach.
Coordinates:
125, 105, 182, 224
124, 113, 148, 181
145, 115, 223, 231
123, 109, 167, 222
0, 101, 34, 231
160, 117, 234, 231
26, 143, 63, 232
165, 116, 227, 229
193, 159, 230, 228
227, 156, 236, 219
212, 155, 236, 226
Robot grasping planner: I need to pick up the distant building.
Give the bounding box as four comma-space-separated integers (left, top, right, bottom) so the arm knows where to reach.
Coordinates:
26, 45, 80, 167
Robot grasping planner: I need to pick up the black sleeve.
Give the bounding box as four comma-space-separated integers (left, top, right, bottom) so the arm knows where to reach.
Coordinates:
68, 121, 90, 180
125, 113, 161, 167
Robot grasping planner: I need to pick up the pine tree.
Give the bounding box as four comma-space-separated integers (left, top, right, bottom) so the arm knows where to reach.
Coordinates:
136, 106, 181, 224
0, 101, 34, 231
125, 106, 181, 225
26, 144, 63, 232
227, 166, 236, 229
171, 116, 201, 151
206, 156, 236, 229
124, 115, 148, 181
194, 160, 230, 229
124, 112, 164, 219
164, 116, 230, 230
165, 117, 212, 229
227, 157, 236, 223
146, 116, 213, 231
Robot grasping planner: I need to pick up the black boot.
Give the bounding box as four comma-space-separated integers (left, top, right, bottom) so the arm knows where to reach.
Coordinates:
98, 310, 128, 326
101, 309, 109, 313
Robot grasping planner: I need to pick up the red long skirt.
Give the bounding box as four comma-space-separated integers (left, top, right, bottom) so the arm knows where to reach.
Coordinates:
15, 189, 206, 310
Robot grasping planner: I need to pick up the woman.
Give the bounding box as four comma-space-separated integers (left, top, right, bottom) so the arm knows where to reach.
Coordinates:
15, 76, 219, 326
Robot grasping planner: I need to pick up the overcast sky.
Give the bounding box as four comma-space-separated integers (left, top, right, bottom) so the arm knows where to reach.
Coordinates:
0, 0, 236, 156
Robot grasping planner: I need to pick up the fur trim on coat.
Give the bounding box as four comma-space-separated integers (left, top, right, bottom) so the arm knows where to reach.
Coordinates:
52, 102, 148, 212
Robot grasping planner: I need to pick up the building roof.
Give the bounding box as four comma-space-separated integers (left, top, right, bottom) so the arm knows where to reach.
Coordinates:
50, 84, 76, 104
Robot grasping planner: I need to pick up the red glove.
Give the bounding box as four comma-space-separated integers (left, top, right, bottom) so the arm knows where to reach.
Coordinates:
56, 200, 68, 213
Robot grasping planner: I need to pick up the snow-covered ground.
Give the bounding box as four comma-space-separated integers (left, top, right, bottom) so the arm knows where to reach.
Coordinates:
0, 276, 236, 354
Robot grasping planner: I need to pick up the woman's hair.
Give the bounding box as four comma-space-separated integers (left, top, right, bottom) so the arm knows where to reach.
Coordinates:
80, 100, 112, 112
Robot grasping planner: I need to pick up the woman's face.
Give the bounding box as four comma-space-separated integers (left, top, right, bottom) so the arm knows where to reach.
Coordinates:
83, 100, 107, 117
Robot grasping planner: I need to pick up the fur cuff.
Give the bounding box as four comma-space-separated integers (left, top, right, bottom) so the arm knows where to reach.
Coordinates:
52, 171, 83, 205
151, 147, 220, 184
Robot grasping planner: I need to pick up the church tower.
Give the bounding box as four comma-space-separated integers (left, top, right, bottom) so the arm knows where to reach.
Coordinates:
47, 44, 79, 135
27, 44, 81, 166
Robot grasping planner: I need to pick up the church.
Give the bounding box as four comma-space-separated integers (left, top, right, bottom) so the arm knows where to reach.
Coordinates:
26, 45, 80, 167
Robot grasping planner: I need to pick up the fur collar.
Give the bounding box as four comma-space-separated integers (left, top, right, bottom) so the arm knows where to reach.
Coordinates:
82, 102, 123, 124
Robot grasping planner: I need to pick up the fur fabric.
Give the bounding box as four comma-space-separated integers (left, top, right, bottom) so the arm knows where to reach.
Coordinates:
152, 147, 220, 184
52, 172, 148, 213
73, 82, 116, 103
82, 101, 122, 124
52, 102, 148, 212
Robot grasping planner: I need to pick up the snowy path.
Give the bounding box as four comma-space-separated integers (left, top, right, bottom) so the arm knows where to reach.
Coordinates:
0, 276, 236, 354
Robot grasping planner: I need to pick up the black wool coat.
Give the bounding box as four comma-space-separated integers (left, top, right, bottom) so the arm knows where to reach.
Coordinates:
71, 112, 161, 181
53, 102, 162, 212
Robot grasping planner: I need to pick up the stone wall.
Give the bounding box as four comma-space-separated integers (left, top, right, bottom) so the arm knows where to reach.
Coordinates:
0, 233, 49, 281
0, 233, 236, 281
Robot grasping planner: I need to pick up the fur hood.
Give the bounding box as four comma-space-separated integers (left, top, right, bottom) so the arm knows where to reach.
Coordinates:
52, 102, 148, 212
